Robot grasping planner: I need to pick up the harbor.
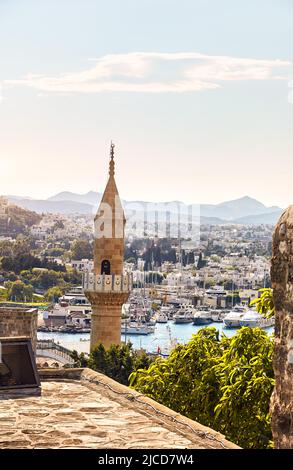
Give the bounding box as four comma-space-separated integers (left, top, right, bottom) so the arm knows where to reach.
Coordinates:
37, 282, 274, 356
38, 319, 274, 356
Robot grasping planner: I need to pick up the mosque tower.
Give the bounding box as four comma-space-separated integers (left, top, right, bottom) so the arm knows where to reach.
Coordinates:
84, 143, 132, 350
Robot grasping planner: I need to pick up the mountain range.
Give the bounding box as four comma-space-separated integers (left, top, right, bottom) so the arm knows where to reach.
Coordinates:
5, 193, 283, 225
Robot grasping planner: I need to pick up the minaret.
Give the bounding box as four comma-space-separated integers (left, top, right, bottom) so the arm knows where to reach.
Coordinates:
84, 143, 131, 350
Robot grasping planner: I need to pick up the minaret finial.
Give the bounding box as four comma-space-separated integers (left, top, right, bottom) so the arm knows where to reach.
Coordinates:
109, 141, 115, 176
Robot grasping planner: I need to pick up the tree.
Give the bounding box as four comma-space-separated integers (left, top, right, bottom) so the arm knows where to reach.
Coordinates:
71, 240, 92, 260
1, 253, 42, 274
250, 288, 275, 318
125, 257, 136, 264
205, 277, 216, 288
8, 280, 33, 302
197, 252, 206, 269
186, 251, 195, 265
52, 220, 65, 231
0, 286, 7, 300
0, 240, 14, 257
70, 350, 88, 367
130, 327, 274, 449
72, 342, 153, 386
44, 286, 64, 302
33, 270, 64, 289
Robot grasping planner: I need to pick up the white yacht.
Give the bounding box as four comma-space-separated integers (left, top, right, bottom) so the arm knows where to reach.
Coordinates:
121, 321, 155, 335
173, 305, 194, 324
239, 310, 275, 329
156, 311, 168, 323
223, 306, 247, 329
193, 307, 213, 325
210, 309, 230, 323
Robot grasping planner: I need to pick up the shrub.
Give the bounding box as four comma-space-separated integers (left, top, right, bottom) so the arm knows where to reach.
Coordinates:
130, 327, 274, 449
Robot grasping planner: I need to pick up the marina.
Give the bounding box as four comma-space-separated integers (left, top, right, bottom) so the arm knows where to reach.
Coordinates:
38, 319, 274, 356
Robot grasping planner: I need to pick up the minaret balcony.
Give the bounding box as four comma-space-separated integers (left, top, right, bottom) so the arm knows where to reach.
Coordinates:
83, 272, 132, 293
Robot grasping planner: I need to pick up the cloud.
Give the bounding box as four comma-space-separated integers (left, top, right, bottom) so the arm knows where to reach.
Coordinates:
4, 52, 293, 94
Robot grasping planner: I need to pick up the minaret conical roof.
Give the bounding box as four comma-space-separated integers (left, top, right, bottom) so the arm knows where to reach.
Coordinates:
95, 142, 126, 236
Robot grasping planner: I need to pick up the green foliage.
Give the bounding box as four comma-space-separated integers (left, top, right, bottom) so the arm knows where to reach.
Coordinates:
250, 288, 275, 318
71, 240, 92, 260
52, 220, 65, 231
0, 238, 67, 276
130, 327, 274, 449
0, 240, 14, 257
70, 350, 88, 368
0, 287, 7, 300
18, 269, 62, 290
1, 252, 42, 274
88, 342, 153, 385
72, 342, 153, 386
7, 280, 34, 302
125, 257, 136, 264
44, 247, 65, 257
44, 286, 64, 302
0, 204, 41, 236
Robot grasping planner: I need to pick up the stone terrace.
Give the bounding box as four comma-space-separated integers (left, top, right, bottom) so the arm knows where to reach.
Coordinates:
0, 368, 238, 449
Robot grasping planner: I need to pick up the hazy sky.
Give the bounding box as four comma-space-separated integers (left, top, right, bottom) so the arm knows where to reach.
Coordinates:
0, 0, 293, 207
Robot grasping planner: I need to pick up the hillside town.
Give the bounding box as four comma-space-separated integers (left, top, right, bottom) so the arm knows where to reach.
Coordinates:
0, 196, 272, 300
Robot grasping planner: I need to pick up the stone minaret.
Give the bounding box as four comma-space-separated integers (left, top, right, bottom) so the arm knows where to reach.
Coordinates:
84, 143, 131, 350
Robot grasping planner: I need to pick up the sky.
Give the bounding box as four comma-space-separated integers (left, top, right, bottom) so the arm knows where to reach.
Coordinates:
0, 0, 293, 207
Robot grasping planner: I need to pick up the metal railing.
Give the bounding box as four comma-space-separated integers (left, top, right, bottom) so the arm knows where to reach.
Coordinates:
36, 339, 74, 362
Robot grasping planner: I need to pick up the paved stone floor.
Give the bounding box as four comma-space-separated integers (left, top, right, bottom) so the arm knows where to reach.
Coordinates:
0, 376, 237, 449
0, 381, 191, 448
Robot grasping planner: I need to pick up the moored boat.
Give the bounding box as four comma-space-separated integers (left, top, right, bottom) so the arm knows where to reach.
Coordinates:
239, 310, 275, 329
173, 305, 194, 324
193, 306, 213, 325
156, 311, 168, 323
223, 306, 247, 328
121, 322, 155, 335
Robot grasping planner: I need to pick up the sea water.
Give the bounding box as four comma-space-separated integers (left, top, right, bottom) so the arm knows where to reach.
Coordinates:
37, 322, 274, 355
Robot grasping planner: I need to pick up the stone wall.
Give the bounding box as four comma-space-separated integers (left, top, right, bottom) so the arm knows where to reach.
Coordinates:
0, 307, 38, 353
271, 206, 293, 448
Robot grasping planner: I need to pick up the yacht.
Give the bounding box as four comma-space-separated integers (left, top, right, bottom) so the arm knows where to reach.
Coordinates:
193, 306, 213, 325
148, 316, 157, 326
156, 312, 168, 323
173, 305, 194, 324
239, 310, 275, 329
210, 309, 230, 323
121, 322, 155, 335
223, 306, 247, 329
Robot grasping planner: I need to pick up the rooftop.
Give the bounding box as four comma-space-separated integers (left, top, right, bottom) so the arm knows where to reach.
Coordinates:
0, 368, 238, 449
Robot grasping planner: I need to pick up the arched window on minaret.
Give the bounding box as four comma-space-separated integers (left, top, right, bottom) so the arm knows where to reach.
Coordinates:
101, 259, 111, 275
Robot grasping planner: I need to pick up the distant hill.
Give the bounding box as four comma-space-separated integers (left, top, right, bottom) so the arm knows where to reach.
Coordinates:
0, 201, 42, 235
7, 197, 95, 215
6, 193, 283, 225
233, 210, 283, 225
200, 196, 280, 220
47, 191, 101, 206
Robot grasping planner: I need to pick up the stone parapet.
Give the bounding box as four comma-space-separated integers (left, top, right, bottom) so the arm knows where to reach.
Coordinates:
0, 307, 38, 353
83, 272, 132, 293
